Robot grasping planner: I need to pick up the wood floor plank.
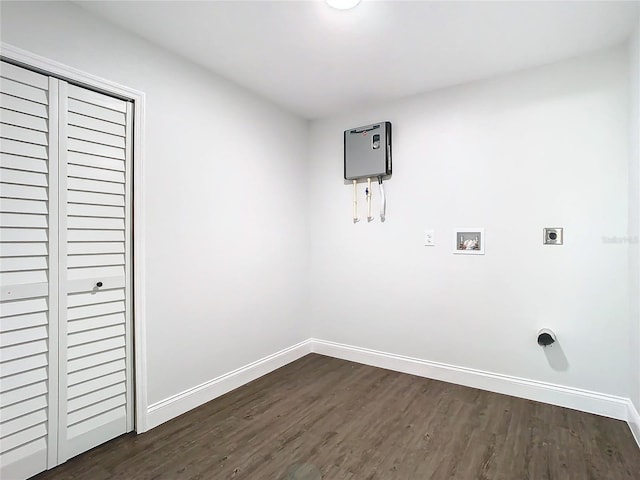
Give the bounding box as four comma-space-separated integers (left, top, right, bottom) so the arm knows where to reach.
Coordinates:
32, 354, 640, 479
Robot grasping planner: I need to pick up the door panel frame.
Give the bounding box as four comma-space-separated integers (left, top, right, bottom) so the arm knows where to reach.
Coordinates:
47, 76, 61, 468
1, 42, 149, 433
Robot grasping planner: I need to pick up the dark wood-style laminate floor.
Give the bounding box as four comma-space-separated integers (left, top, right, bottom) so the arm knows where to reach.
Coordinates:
33, 354, 640, 480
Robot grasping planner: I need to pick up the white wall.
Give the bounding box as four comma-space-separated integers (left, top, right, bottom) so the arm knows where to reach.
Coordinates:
309, 47, 631, 397
0, 1, 309, 406
630, 25, 640, 412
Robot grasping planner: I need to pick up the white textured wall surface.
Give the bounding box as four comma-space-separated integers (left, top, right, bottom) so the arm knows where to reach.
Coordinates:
309, 47, 631, 397
1, 1, 309, 405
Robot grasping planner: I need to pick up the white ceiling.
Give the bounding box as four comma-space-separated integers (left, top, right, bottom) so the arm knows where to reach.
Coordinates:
76, 0, 640, 119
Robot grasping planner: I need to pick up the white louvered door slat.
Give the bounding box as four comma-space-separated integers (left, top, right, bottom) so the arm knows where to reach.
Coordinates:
0, 61, 56, 480
60, 82, 132, 462
1, 62, 134, 479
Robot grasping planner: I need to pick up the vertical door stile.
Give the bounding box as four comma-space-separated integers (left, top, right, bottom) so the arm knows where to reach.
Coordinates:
56, 80, 69, 464
124, 101, 133, 433
46, 76, 60, 469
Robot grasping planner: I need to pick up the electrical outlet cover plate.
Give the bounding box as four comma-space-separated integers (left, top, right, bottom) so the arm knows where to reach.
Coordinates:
544, 228, 563, 245
424, 229, 435, 246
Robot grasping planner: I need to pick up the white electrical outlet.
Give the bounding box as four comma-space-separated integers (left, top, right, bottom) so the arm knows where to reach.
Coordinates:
424, 229, 435, 246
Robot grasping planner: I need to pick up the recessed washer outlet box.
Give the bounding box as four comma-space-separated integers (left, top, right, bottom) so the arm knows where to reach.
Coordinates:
544, 228, 563, 245
344, 121, 392, 180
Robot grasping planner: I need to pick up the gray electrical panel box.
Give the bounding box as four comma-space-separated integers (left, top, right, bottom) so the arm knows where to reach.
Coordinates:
344, 121, 392, 180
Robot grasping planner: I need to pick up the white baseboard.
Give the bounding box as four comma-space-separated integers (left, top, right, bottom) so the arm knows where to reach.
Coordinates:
143, 336, 638, 452
629, 400, 640, 449
146, 339, 312, 430
310, 338, 630, 421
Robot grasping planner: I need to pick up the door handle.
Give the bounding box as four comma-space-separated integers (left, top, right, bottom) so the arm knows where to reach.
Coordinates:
96, 282, 103, 288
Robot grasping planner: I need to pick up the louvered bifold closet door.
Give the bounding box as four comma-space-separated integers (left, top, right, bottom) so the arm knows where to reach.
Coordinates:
0, 62, 58, 479
58, 82, 132, 461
